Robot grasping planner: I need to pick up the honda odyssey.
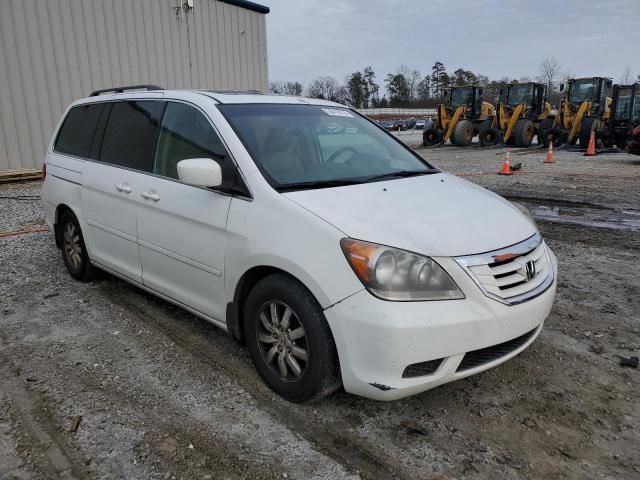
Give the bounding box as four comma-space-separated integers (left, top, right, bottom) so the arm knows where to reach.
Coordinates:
41, 86, 557, 402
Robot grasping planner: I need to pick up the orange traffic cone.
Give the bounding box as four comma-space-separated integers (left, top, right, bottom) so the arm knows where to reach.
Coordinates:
544, 141, 555, 163
498, 148, 513, 175
584, 130, 597, 156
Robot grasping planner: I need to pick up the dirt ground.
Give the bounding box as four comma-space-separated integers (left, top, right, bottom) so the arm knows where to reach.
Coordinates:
1, 145, 639, 479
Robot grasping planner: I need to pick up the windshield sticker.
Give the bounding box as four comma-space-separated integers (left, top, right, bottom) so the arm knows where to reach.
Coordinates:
322, 108, 354, 118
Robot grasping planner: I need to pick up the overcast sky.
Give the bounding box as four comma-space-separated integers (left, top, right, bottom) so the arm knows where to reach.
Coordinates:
264, 0, 639, 90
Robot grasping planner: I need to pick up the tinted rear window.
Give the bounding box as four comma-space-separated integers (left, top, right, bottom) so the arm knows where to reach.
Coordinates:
54, 103, 105, 158
99, 101, 165, 171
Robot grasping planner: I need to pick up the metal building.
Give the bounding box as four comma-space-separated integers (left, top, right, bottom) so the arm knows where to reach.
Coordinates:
0, 0, 270, 172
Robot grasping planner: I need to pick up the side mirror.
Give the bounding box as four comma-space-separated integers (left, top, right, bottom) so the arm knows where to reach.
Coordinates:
559, 83, 565, 92
177, 158, 222, 187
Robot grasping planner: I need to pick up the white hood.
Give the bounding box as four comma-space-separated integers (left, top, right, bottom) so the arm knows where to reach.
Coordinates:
284, 173, 537, 257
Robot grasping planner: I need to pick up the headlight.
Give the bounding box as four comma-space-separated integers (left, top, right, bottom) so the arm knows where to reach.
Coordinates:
340, 239, 464, 301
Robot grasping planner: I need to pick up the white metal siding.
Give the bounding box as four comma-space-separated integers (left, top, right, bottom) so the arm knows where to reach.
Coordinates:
0, 0, 268, 171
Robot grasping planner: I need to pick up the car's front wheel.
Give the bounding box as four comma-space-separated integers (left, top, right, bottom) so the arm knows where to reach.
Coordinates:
244, 273, 341, 402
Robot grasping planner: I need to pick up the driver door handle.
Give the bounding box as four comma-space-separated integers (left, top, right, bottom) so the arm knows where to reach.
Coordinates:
141, 190, 160, 202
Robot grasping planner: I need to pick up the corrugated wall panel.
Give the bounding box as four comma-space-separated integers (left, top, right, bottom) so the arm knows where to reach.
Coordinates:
0, 0, 268, 171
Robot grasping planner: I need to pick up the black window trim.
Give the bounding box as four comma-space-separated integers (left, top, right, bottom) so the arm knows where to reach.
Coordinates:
50, 97, 253, 201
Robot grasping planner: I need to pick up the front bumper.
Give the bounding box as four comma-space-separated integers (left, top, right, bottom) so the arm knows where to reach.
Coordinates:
324, 248, 558, 401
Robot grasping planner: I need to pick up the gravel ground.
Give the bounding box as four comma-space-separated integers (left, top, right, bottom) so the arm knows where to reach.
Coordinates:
1, 146, 639, 480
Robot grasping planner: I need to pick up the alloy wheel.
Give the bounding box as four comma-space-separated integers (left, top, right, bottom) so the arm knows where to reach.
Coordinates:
63, 222, 82, 270
257, 301, 309, 381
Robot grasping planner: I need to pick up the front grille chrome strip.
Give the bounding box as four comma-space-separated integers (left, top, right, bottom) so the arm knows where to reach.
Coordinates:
455, 233, 554, 306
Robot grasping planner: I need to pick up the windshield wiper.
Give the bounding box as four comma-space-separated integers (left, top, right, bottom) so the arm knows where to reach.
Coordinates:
364, 169, 438, 182
277, 178, 365, 192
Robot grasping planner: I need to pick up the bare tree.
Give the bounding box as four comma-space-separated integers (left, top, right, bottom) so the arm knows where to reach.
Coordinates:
620, 66, 633, 84
407, 69, 421, 100
307, 76, 339, 100
270, 81, 303, 96
537, 57, 561, 93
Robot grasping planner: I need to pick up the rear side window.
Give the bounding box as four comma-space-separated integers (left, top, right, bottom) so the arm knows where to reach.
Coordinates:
154, 102, 227, 180
99, 101, 165, 171
54, 103, 105, 158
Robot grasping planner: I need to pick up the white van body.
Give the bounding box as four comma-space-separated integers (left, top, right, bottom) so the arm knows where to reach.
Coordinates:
42, 89, 557, 401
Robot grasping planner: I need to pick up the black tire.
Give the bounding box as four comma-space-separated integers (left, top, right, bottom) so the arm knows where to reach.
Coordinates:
475, 119, 492, 137
422, 128, 443, 146
549, 127, 567, 147
244, 273, 341, 403
579, 116, 600, 148
479, 127, 502, 146
452, 119, 473, 146
513, 119, 535, 147
537, 118, 554, 146
58, 210, 97, 281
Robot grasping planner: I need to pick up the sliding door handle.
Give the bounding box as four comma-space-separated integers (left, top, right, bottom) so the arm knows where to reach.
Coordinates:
141, 190, 160, 202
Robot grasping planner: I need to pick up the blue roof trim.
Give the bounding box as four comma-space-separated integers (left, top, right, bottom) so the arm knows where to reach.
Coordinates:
218, 0, 270, 14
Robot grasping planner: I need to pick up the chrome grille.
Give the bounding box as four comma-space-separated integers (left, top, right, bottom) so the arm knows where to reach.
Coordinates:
455, 233, 553, 305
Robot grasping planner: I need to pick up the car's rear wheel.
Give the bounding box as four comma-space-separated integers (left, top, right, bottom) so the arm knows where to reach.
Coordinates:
59, 210, 97, 281
244, 273, 341, 402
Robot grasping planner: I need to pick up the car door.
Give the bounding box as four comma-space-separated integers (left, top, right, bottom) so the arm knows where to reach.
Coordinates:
82, 100, 165, 282
136, 101, 232, 323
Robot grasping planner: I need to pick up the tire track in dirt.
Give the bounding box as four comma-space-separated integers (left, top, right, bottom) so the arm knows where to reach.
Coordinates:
2, 298, 353, 479
103, 281, 416, 480
0, 351, 88, 480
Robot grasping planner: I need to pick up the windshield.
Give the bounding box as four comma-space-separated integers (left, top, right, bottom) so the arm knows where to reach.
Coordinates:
507, 85, 532, 106
450, 88, 473, 107
568, 79, 596, 104
219, 104, 436, 189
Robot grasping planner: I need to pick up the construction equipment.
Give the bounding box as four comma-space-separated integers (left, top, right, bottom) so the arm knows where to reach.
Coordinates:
600, 83, 640, 148
423, 86, 495, 146
543, 77, 612, 147
484, 82, 551, 147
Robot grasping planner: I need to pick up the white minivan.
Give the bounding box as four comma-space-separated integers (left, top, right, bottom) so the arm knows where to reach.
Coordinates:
42, 86, 557, 402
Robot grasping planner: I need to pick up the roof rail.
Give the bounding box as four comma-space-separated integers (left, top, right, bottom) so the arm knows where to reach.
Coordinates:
89, 84, 164, 97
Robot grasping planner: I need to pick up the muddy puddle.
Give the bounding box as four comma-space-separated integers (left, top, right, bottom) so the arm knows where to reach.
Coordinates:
517, 200, 640, 232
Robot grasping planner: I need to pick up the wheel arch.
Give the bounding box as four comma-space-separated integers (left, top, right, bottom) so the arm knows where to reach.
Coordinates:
226, 264, 330, 344
53, 203, 80, 248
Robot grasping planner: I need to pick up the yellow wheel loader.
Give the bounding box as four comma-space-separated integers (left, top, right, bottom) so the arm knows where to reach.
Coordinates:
544, 77, 612, 147
422, 86, 495, 147
482, 82, 552, 147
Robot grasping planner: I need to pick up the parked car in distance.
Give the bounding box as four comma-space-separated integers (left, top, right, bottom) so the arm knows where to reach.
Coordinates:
42, 87, 557, 402
377, 120, 394, 131
415, 119, 426, 129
